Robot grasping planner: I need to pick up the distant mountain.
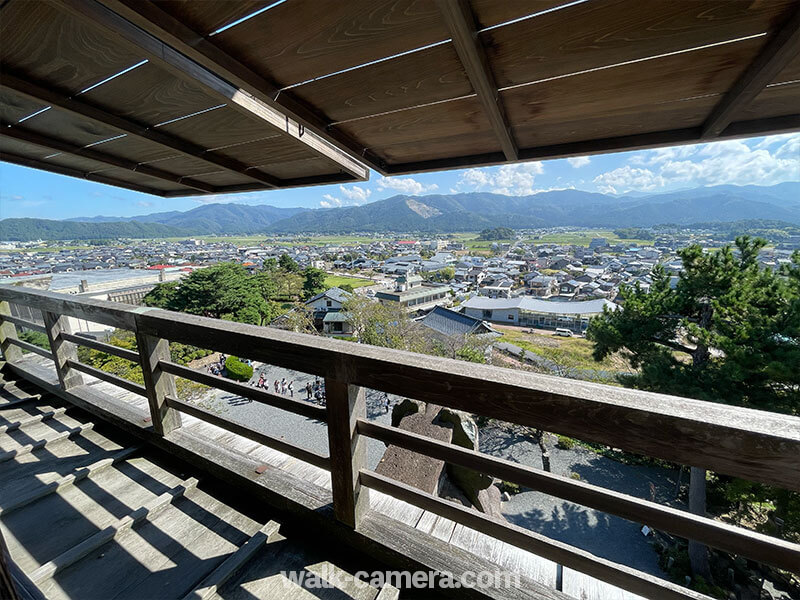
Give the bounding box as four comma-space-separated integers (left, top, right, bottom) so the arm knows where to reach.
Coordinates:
4, 183, 799, 239
267, 184, 800, 233
67, 203, 308, 234
0, 219, 187, 241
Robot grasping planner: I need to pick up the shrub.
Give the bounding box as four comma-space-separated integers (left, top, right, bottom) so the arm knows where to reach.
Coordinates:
499, 481, 521, 495
224, 356, 253, 382
19, 330, 50, 350
556, 435, 576, 450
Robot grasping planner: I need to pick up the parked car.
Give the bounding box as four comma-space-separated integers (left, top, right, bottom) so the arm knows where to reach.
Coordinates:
554, 328, 574, 337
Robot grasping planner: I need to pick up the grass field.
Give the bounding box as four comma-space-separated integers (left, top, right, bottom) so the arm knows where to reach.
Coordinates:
495, 326, 631, 373
323, 274, 375, 289
528, 230, 654, 247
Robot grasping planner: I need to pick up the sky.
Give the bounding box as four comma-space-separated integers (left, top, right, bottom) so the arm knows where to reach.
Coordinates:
0, 132, 797, 220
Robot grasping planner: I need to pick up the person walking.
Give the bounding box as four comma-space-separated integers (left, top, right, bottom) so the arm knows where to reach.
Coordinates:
280, 378, 287, 395
274, 379, 279, 394
306, 382, 313, 400
288, 381, 294, 397
257, 374, 265, 389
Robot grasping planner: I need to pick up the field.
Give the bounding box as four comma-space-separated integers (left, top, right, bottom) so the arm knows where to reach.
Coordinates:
161, 235, 384, 247
323, 274, 375, 289
528, 230, 654, 247
494, 326, 632, 373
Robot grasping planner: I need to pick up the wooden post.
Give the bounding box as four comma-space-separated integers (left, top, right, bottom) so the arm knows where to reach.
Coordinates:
42, 311, 84, 390
326, 378, 368, 528
0, 302, 22, 363
136, 332, 181, 435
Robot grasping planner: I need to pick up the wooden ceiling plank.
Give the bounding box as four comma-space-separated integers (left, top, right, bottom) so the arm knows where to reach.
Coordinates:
0, 150, 166, 196
53, 0, 368, 181
436, 0, 518, 161
0, 71, 280, 188
385, 114, 800, 174
702, 7, 800, 138
0, 124, 214, 194
95, 0, 386, 174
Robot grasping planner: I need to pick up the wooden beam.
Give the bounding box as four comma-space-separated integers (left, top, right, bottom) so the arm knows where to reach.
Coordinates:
61, 332, 140, 364
703, 7, 800, 138
5, 338, 53, 361
95, 0, 387, 175
385, 114, 800, 174
0, 314, 45, 334
0, 302, 22, 363
164, 396, 330, 470
53, 0, 369, 181
0, 125, 216, 194
0, 423, 94, 462
436, 0, 518, 161
0, 446, 137, 516
360, 470, 706, 600
358, 419, 800, 572
42, 311, 83, 390
28, 477, 199, 584
326, 378, 368, 528
0, 72, 280, 189
160, 360, 327, 422
0, 150, 166, 196
66, 359, 147, 397
181, 521, 280, 600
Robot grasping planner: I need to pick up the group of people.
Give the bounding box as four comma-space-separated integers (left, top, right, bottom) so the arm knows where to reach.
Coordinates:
254, 374, 295, 397
251, 374, 326, 405
305, 378, 326, 405
207, 353, 228, 376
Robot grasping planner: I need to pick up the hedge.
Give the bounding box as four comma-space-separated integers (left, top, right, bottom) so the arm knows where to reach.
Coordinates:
225, 356, 253, 382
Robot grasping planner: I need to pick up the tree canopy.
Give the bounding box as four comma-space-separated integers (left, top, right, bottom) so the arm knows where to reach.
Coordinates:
143, 262, 301, 325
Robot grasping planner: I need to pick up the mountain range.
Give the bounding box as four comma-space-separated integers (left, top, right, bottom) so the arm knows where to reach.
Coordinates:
1, 183, 798, 240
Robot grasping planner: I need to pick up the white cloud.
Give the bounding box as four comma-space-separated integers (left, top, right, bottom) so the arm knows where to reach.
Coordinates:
567, 156, 591, 168
376, 177, 438, 195
457, 162, 545, 196
593, 166, 666, 194
339, 185, 371, 203
136, 200, 153, 208
319, 185, 373, 208
595, 133, 800, 193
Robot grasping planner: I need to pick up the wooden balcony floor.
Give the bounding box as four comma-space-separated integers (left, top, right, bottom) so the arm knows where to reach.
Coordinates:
0, 366, 396, 600
4, 353, 647, 600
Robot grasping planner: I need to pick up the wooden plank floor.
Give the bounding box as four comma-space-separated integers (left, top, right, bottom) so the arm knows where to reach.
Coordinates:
0, 365, 389, 600
7, 354, 646, 600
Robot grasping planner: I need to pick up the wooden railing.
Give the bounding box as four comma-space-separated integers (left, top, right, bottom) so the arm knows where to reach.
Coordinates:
1, 286, 798, 600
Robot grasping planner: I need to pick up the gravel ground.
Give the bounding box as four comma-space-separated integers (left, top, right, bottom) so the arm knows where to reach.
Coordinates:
196, 363, 679, 578
196, 362, 398, 469
480, 425, 682, 577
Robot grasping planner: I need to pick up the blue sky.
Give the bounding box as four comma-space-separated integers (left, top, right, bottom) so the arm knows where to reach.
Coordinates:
1, 133, 797, 220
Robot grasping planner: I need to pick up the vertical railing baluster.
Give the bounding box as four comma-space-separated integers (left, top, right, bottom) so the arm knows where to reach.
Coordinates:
42, 311, 83, 390
0, 301, 22, 363
325, 377, 368, 528
136, 330, 181, 435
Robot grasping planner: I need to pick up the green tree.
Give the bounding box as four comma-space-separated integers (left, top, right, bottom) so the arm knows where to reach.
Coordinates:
279, 254, 300, 273
588, 237, 800, 578
142, 281, 179, 309
302, 267, 327, 299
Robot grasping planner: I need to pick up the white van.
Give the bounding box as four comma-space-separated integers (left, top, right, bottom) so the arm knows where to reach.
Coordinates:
554, 328, 574, 337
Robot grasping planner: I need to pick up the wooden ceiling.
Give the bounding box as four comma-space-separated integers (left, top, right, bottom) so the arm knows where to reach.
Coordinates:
1, 0, 799, 197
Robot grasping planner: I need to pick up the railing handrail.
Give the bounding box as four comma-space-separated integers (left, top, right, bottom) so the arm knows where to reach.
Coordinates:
2, 284, 799, 600
1, 285, 797, 490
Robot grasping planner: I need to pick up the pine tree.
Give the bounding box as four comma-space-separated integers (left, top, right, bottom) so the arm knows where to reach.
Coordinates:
588, 237, 800, 578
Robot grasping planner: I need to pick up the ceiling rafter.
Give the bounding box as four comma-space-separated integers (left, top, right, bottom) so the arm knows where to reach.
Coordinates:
52, 0, 368, 181
0, 72, 281, 189
95, 0, 387, 175
0, 150, 166, 196
0, 124, 216, 194
436, 0, 518, 161
702, 7, 800, 138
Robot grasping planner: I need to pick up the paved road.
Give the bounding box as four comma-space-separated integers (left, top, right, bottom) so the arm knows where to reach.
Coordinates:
199, 362, 398, 470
